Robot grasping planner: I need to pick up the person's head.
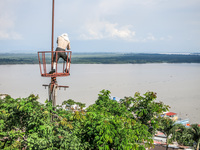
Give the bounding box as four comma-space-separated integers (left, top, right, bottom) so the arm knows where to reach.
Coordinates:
60, 33, 70, 42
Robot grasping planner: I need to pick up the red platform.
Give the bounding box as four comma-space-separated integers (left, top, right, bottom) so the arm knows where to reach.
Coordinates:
38, 51, 72, 77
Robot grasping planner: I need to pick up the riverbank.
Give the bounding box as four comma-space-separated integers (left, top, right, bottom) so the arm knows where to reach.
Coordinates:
1, 52, 200, 64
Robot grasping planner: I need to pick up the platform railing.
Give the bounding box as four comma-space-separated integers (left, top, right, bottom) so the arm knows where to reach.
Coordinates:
38, 51, 72, 77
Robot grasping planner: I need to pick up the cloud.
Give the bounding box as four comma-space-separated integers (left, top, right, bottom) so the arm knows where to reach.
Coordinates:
0, 30, 22, 40
143, 33, 156, 42
79, 20, 172, 43
79, 20, 136, 40
0, 0, 22, 40
159, 35, 173, 41
0, 0, 199, 53
139, 33, 173, 43
72, 0, 178, 43
0, 21, 22, 40
0, 16, 22, 40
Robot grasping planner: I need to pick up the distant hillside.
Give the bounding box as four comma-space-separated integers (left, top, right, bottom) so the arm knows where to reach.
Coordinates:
0, 53, 200, 64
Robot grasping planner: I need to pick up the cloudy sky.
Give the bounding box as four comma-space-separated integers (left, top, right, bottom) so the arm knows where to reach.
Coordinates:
0, 0, 200, 53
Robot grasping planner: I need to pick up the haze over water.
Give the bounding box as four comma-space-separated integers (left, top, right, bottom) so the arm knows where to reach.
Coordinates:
0, 64, 200, 124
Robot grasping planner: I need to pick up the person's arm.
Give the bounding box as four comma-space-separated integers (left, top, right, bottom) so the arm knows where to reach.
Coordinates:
67, 42, 71, 50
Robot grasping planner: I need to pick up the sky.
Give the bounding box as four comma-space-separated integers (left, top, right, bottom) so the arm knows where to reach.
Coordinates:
0, 0, 200, 53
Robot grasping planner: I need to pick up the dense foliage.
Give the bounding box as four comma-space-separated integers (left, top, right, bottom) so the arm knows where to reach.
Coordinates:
158, 117, 200, 150
120, 92, 169, 135
175, 124, 200, 150
175, 124, 194, 146
0, 95, 86, 149
158, 117, 178, 150
1, 90, 199, 149
85, 90, 158, 149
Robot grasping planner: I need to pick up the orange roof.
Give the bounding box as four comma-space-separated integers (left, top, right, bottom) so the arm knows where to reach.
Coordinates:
166, 112, 177, 116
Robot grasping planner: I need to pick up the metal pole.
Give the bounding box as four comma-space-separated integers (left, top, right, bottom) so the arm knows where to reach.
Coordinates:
50, 0, 57, 109
51, 0, 55, 69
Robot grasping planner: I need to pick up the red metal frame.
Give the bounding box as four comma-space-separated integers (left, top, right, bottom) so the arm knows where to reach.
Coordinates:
38, 51, 72, 77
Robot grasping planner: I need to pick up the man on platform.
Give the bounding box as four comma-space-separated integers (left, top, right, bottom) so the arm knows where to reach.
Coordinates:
49, 33, 71, 74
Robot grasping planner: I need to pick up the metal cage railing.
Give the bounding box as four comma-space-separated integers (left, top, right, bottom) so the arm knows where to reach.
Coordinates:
38, 51, 72, 77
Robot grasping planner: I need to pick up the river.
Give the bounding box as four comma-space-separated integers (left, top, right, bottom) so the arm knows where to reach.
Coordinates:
0, 63, 200, 123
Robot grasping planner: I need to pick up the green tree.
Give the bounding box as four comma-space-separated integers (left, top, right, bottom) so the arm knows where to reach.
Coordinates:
0, 90, 170, 150
176, 124, 200, 150
76, 102, 86, 111
159, 117, 178, 150
66, 99, 76, 106
176, 124, 193, 147
0, 95, 86, 149
120, 92, 169, 134
189, 124, 200, 150
62, 99, 76, 111
84, 90, 154, 150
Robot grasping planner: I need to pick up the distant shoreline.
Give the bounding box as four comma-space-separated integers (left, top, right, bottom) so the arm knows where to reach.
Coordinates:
0, 52, 200, 65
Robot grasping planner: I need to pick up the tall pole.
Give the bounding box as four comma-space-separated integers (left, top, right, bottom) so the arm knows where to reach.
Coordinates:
51, 0, 55, 68
49, 0, 57, 109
